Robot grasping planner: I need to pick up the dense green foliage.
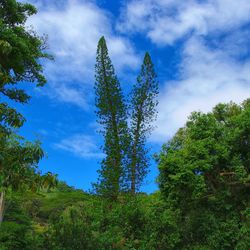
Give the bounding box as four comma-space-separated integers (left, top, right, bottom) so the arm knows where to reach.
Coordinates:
158, 99, 250, 249
0, 0, 51, 135
0, 185, 171, 250
1, 100, 249, 249
0, 193, 38, 250
1, 1, 249, 249
0, 0, 54, 226
0, 135, 55, 192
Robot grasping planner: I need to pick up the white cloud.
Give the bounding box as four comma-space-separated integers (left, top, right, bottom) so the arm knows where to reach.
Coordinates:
118, 0, 250, 142
54, 134, 104, 158
26, 0, 139, 108
24, 0, 250, 144
152, 37, 250, 141
118, 0, 250, 45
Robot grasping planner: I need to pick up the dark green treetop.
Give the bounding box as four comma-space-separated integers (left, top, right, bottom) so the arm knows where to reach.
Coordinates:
157, 99, 250, 248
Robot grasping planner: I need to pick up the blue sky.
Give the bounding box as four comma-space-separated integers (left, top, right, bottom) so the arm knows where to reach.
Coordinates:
16, 0, 250, 193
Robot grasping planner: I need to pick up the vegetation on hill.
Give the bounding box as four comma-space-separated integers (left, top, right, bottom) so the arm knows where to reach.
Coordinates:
1, 99, 249, 250
0, 0, 249, 249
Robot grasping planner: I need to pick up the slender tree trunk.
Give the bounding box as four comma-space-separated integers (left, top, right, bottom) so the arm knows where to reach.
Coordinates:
131, 152, 136, 194
131, 105, 143, 194
131, 136, 139, 194
0, 191, 5, 225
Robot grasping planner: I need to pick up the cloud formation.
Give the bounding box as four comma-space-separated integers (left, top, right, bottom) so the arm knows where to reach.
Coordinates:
25, 0, 250, 143
27, 0, 139, 108
54, 134, 104, 158
118, 0, 250, 141
118, 0, 250, 45
153, 37, 250, 141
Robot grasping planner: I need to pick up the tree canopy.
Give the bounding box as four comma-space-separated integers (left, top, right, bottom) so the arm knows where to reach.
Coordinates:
0, 0, 55, 225
158, 99, 250, 249
0, 0, 52, 135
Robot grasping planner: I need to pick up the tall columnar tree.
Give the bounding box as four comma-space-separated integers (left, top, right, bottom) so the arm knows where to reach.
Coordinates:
128, 52, 159, 194
94, 36, 128, 199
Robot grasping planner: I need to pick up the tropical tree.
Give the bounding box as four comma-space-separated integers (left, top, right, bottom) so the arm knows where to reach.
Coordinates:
0, 134, 57, 224
128, 52, 158, 193
94, 36, 129, 200
0, 0, 54, 224
0, 0, 52, 136
158, 99, 250, 249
